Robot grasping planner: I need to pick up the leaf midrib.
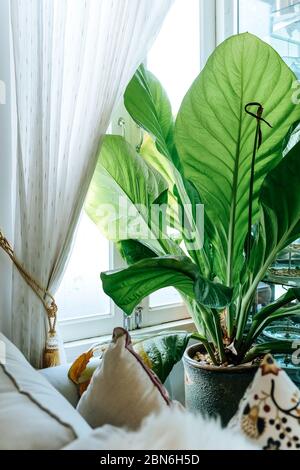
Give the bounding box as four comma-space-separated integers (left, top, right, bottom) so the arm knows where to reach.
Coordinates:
227, 38, 245, 287
141, 67, 171, 159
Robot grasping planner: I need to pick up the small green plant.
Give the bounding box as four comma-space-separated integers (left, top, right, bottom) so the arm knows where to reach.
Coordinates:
86, 33, 300, 366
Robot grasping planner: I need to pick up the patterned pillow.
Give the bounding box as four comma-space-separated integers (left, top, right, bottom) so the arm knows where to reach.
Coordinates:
230, 354, 300, 450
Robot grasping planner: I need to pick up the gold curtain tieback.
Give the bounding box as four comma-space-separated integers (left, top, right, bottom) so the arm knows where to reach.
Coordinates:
0, 230, 60, 368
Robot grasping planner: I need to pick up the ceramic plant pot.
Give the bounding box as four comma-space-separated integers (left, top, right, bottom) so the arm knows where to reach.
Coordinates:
183, 343, 258, 427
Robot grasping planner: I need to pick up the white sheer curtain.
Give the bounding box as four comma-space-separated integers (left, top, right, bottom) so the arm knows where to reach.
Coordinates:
0, 0, 13, 339
10, 0, 173, 367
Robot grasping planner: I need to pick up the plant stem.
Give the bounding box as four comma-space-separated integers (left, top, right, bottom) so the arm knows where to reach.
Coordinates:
186, 300, 220, 359
189, 301, 225, 365
212, 309, 227, 364
235, 286, 257, 350
226, 305, 235, 340
199, 305, 219, 349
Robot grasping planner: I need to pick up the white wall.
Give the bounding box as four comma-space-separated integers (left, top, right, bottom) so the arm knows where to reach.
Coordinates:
0, 0, 13, 337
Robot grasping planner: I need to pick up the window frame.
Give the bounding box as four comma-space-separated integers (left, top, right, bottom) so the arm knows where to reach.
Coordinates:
60, 0, 232, 343
216, 0, 238, 44
59, 100, 192, 343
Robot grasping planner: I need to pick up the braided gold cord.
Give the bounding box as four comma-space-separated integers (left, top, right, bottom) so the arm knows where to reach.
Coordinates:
0, 230, 58, 332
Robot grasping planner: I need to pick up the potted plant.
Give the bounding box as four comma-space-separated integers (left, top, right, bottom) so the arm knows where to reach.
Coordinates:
86, 33, 300, 425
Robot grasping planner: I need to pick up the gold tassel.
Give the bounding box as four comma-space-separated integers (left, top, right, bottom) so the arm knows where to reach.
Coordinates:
43, 301, 60, 368
43, 332, 61, 368
0, 230, 61, 369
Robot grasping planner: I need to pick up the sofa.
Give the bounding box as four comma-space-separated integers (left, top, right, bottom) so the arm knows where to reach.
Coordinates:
1, 330, 279, 451
0, 331, 188, 450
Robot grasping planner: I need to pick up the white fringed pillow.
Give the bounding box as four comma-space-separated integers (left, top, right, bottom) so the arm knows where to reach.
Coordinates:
230, 354, 300, 450
76, 328, 170, 430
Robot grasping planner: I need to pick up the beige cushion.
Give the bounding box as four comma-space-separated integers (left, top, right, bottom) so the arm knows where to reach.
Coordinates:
39, 365, 79, 408
77, 327, 170, 430
230, 354, 300, 450
0, 333, 91, 450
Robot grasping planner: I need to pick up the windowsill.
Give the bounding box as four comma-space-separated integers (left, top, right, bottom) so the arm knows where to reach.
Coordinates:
63, 318, 195, 362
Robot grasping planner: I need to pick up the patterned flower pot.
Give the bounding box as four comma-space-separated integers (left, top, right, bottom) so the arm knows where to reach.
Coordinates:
183, 343, 258, 427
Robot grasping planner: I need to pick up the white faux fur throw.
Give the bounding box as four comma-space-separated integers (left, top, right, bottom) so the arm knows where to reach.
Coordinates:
64, 406, 258, 450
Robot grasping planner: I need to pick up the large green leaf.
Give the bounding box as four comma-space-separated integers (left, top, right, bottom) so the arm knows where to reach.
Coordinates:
173, 179, 213, 276
85, 135, 181, 257
101, 256, 232, 315
125, 67, 209, 274
117, 240, 157, 265
140, 135, 208, 269
175, 32, 300, 287
242, 341, 296, 364
140, 135, 176, 194
141, 136, 211, 278
242, 140, 300, 313
139, 136, 183, 234
194, 276, 233, 310
124, 64, 179, 167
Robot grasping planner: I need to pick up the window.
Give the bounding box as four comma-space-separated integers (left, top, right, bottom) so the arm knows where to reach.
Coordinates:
238, 0, 300, 78
57, 214, 110, 321
58, 0, 203, 343
147, 0, 200, 113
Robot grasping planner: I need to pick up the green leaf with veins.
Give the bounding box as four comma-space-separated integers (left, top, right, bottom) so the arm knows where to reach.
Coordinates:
175, 33, 299, 287
101, 256, 233, 315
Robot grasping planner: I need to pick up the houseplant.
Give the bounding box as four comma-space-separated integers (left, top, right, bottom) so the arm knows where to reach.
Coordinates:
86, 33, 300, 423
